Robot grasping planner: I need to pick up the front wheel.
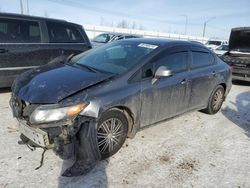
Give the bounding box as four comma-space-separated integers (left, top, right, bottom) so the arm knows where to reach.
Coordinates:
202, 85, 225, 114
97, 110, 128, 159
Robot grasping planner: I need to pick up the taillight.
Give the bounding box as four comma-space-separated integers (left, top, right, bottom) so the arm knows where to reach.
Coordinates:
230, 65, 234, 71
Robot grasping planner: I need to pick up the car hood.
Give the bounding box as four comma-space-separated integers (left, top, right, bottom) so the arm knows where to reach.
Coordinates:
12, 62, 113, 104
214, 49, 227, 56
229, 27, 250, 52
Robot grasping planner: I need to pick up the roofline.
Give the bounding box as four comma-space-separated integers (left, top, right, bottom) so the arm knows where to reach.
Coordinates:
98, 32, 142, 37
0, 12, 82, 26
231, 27, 250, 31
112, 38, 207, 49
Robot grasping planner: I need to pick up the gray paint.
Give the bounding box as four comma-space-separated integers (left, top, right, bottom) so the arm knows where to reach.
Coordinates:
11, 39, 232, 138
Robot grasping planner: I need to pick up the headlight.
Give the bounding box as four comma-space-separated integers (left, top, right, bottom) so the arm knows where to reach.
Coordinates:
30, 103, 88, 124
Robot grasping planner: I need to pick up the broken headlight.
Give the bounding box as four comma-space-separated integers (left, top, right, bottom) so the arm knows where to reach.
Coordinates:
29, 103, 88, 124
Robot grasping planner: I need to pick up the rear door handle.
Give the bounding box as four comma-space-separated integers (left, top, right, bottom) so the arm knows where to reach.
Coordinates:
0, 49, 8, 53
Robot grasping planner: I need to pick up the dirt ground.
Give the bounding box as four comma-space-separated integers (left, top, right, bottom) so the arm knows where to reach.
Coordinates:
0, 81, 249, 188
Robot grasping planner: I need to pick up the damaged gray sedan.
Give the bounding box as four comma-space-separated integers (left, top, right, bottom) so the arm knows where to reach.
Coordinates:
10, 38, 231, 171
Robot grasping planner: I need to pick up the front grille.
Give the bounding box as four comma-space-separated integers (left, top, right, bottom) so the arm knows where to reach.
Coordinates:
232, 66, 250, 75
221, 55, 250, 68
232, 72, 250, 77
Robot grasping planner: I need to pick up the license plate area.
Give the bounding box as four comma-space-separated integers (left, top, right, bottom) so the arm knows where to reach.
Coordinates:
19, 120, 50, 147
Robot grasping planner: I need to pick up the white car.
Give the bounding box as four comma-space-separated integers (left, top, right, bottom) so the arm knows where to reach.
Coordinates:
214, 44, 229, 56
205, 39, 228, 50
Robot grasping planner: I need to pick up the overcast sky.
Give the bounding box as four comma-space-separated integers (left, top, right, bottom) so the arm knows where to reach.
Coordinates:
0, 0, 249, 39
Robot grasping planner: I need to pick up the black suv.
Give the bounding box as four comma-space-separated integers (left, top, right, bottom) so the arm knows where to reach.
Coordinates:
0, 13, 91, 88
221, 27, 250, 82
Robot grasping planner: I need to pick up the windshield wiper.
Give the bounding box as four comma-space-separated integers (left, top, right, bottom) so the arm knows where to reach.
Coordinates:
65, 53, 75, 64
75, 63, 98, 73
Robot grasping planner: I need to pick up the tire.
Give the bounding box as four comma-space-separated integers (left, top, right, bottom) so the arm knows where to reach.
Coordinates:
97, 109, 128, 159
202, 85, 225, 114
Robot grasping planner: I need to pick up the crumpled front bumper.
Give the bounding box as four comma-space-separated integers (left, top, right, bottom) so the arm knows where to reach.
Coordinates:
10, 94, 94, 157
18, 116, 97, 160
17, 115, 92, 148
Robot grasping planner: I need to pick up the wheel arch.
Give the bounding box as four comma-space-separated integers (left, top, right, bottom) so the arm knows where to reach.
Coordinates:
219, 83, 226, 92
102, 105, 135, 138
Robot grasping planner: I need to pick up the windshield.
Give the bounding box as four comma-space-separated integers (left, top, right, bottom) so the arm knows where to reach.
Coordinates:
73, 41, 158, 74
216, 45, 229, 51
206, 41, 222, 46
92, 33, 115, 43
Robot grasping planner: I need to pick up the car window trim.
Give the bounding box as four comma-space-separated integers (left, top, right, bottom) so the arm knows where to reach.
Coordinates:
0, 17, 43, 43
46, 21, 85, 43
128, 45, 191, 83
190, 50, 215, 70
129, 51, 190, 83
161, 51, 189, 74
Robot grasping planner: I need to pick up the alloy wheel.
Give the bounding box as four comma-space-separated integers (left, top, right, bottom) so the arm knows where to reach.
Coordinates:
212, 89, 224, 111
97, 118, 124, 154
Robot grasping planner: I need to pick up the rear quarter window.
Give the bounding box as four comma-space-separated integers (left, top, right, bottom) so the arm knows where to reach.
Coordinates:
191, 51, 214, 69
47, 21, 84, 43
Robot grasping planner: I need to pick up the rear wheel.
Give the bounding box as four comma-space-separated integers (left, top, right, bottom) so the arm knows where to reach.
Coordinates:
97, 110, 128, 159
202, 85, 225, 114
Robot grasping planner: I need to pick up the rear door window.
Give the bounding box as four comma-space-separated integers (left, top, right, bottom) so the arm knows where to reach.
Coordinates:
0, 18, 41, 43
191, 51, 214, 69
46, 22, 84, 43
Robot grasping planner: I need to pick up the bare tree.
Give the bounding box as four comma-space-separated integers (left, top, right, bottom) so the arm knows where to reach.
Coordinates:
116, 20, 130, 29
139, 24, 144, 30
131, 21, 137, 29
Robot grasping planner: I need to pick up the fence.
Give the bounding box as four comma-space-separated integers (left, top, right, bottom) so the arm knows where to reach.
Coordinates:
83, 24, 208, 43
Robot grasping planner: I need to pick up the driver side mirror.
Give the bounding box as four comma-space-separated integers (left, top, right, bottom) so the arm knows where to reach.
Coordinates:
152, 66, 172, 84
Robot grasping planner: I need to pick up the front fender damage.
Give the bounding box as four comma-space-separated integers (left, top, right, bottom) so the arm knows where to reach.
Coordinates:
61, 118, 101, 177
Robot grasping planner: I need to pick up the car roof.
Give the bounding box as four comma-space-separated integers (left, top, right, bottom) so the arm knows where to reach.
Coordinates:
0, 12, 81, 26
119, 38, 207, 48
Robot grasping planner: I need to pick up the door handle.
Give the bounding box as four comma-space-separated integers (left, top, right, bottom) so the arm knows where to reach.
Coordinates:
0, 49, 8, 53
180, 79, 187, 85
212, 71, 217, 77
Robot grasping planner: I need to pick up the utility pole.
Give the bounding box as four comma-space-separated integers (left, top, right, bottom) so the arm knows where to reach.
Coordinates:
202, 17, 216, 38
27, 0, 29, 15
20, 0, 24, 14
181, 14, 188, 35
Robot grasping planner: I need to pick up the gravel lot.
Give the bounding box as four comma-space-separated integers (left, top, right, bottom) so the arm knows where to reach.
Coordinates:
0, 81, 249, 188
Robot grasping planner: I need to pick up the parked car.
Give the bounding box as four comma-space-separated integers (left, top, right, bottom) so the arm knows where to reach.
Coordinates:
221, 27, 250, 82
91, 32, 142, 48
205, 39, 228, 50
214, 44, 229, 56
0, 13, 91, 88
10, 38, 232, 160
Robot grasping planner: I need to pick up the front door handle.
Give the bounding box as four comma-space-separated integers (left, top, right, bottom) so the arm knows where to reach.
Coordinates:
212, 71, 217, 77
180, 79, 187, 85
0, 49, 8, 53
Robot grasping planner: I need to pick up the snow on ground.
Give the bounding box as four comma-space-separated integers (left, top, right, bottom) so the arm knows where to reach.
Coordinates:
0, 81, 249, 188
